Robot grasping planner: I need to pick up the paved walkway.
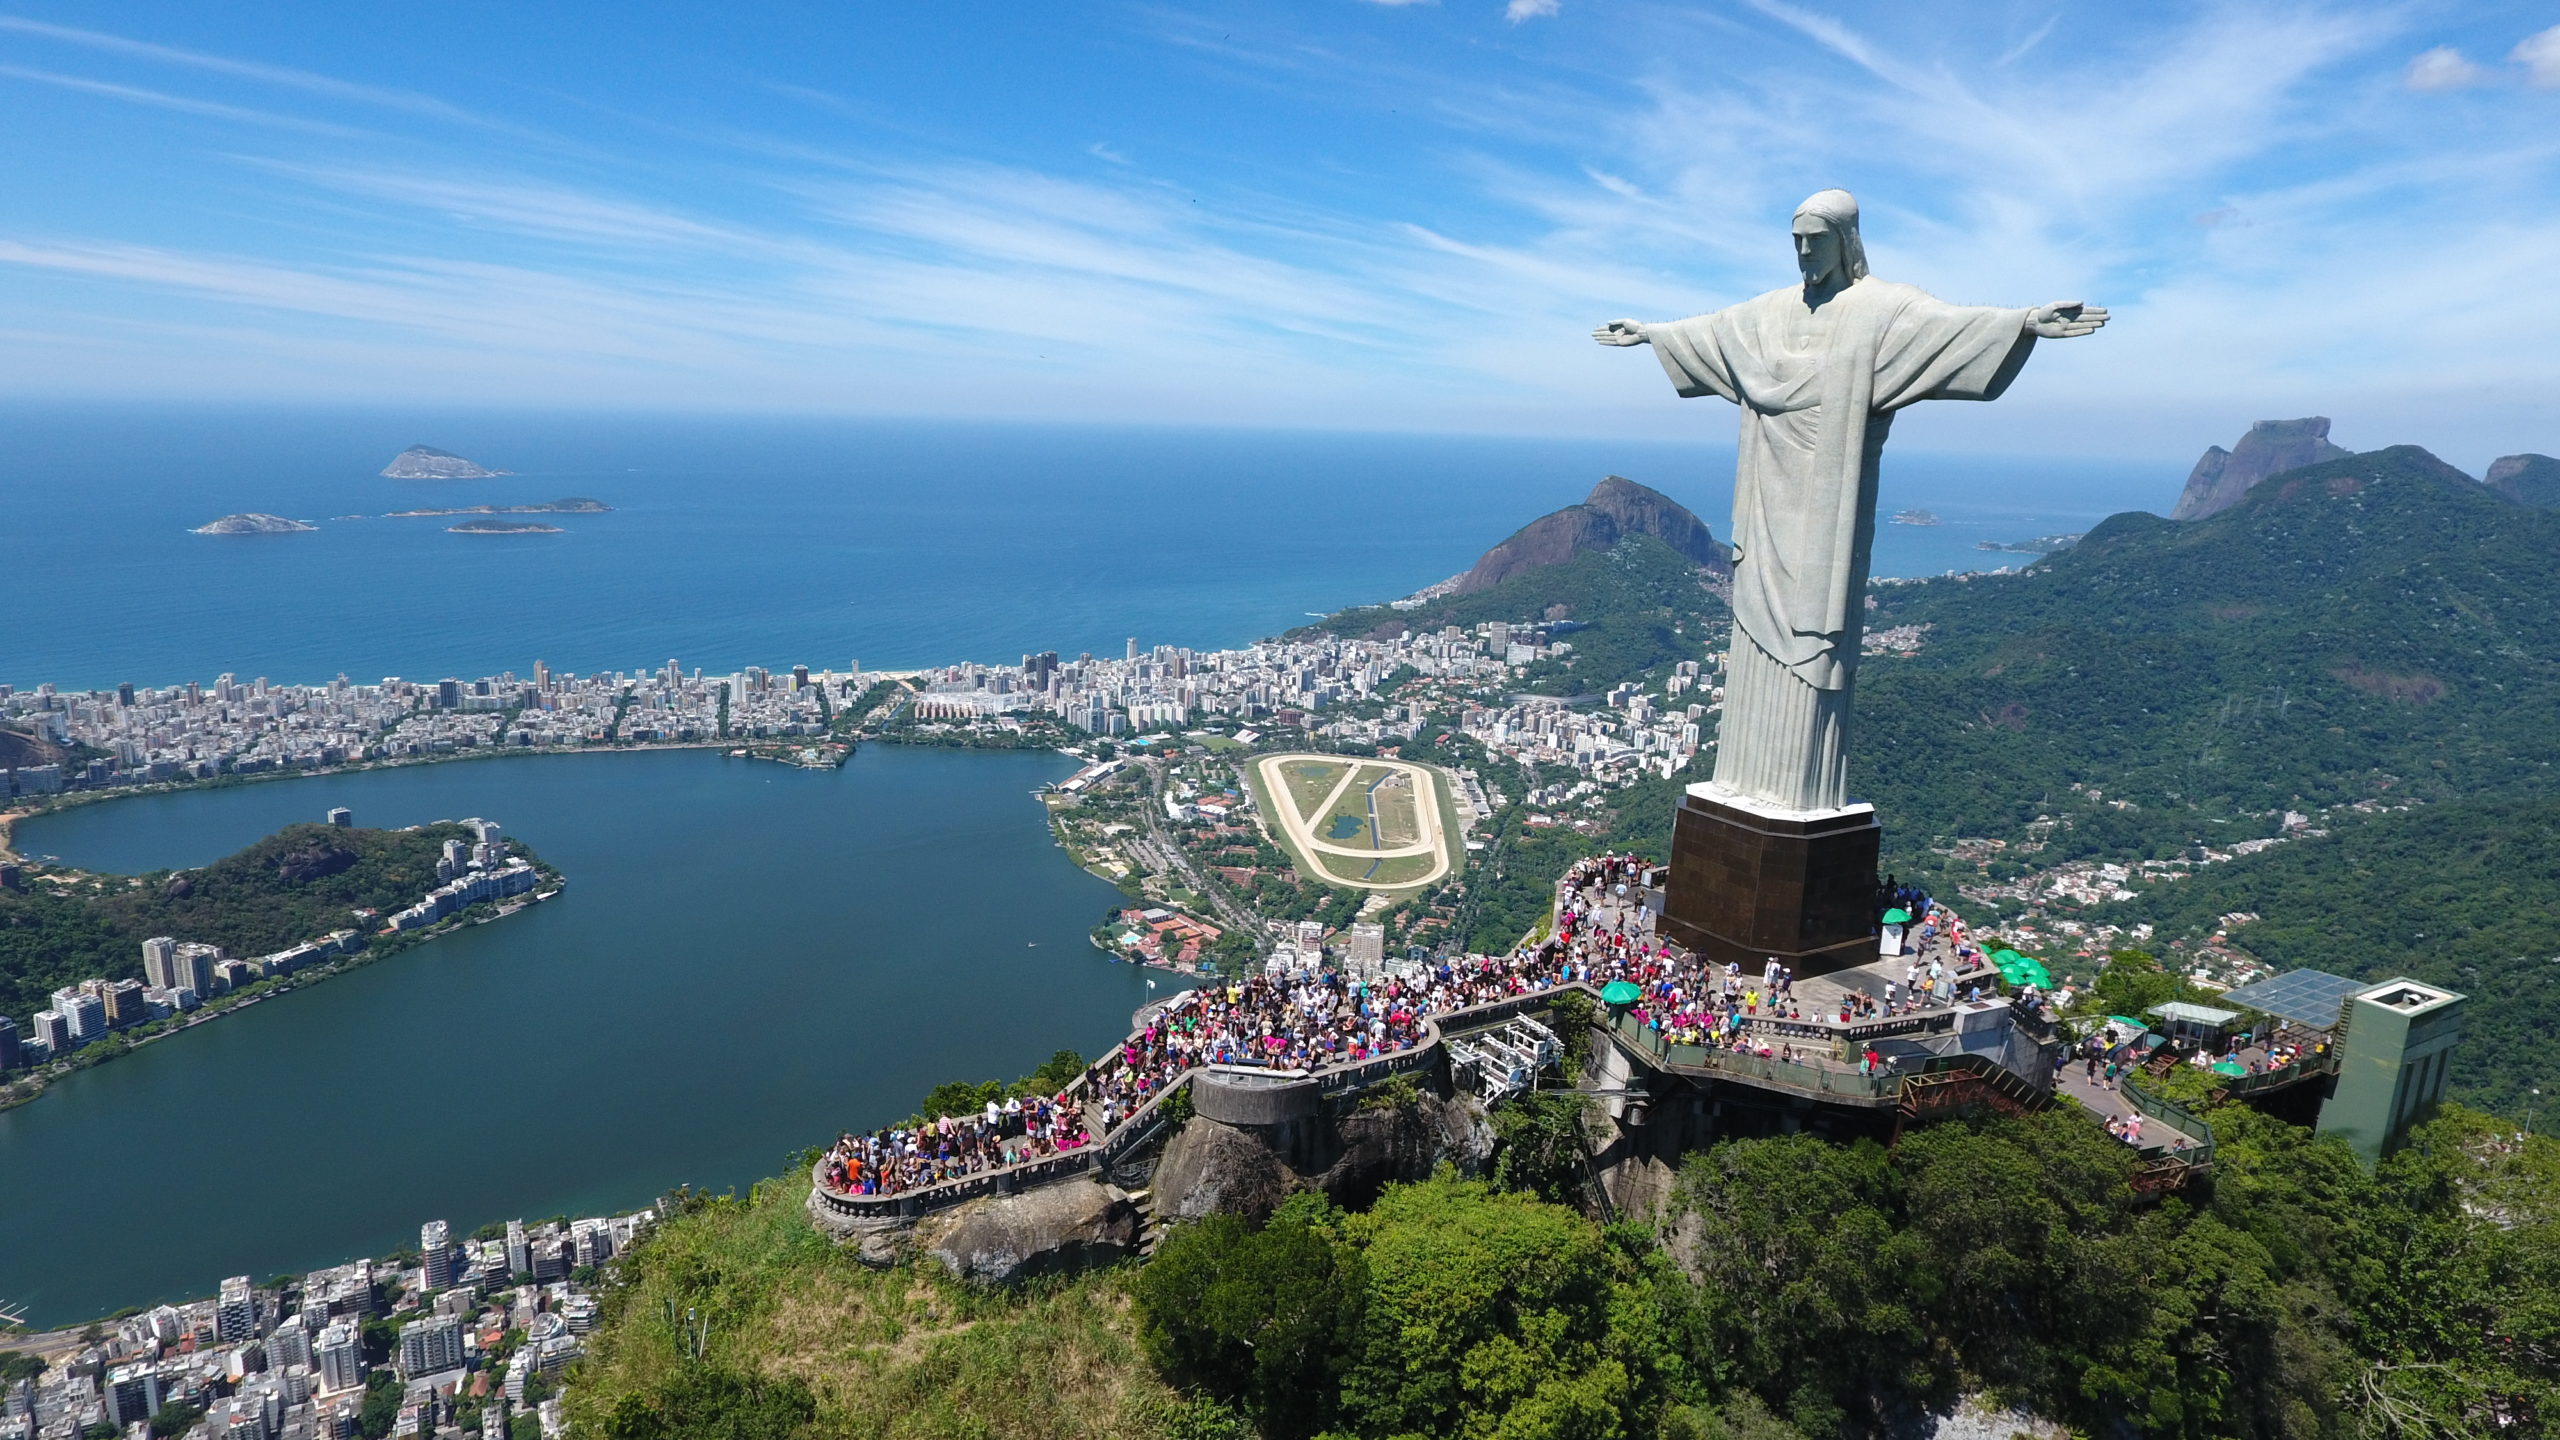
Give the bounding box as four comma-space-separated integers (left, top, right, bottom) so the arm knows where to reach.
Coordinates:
2055, 1061, 2202, 1153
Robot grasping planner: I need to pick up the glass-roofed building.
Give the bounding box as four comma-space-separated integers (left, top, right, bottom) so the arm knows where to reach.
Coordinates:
2217, 968, 2467, 1167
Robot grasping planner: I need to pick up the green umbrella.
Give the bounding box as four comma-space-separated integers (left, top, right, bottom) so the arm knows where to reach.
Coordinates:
2212, 1060, 2249, 1077
1601, 980, 1643, 1006
1991, 948, 2026, 964
1880, 908, 1912, 925
2107, 1015, 2151, 1032
2017, 960, 2053, 987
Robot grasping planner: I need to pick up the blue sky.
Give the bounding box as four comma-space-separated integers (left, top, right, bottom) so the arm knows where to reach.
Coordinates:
3, 2, 2555, 465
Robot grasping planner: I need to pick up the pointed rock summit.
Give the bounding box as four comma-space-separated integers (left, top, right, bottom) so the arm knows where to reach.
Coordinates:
381, 445, 507, 480
2485, 453, 2560, 509
1452, 476, 1727, 595
2171, 418, 2351, 521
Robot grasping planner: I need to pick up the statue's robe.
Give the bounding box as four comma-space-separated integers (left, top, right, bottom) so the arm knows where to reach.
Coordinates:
1648, 277, 2036, 811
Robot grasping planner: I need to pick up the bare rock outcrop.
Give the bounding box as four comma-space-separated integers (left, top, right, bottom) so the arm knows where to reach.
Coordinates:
1152, 1117, 1302, 1224
2486, 453, 2560, 509
1453, 476, 1726, 594
1314, 1093, 1495, 1209
912, 1177, 1139, 1285
1152, 1092, 1497, 1221
2170, 418, 2351, 521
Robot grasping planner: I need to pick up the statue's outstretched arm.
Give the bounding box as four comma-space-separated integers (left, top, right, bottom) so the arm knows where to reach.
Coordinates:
1592, 319, 1650, 347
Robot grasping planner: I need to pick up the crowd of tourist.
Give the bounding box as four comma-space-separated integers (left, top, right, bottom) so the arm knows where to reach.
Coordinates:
820, 1090, 1092, 1198
820, 850, 2004, 1201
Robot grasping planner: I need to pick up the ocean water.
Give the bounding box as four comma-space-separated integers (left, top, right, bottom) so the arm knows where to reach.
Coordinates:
1, 406, 2169, 693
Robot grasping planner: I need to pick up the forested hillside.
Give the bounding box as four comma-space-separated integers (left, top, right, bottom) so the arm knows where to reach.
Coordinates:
1307, 534, 1728, 699
1859, 445, 2560, 872
572, 1100, 2560, 1440
0, 821, 488, 1017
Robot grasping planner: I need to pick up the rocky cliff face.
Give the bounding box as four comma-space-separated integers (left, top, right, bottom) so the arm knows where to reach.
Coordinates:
2170, 418, 2354, 520
381, 445, 506, 480
1150, 1091, 1495, 1223
1453, 475, 1727, 594
2486, 453, 2560, 509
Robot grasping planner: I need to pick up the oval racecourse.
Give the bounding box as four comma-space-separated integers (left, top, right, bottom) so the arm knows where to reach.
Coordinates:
1246, 752, 1460, 891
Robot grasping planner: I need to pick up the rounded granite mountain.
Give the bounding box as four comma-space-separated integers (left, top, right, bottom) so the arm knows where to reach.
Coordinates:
381, 445, 508, 480
1451, 475, 1729, 595
193, 513, 318, 535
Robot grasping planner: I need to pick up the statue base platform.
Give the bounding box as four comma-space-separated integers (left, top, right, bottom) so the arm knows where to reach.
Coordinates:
1659, 784, 1880, 978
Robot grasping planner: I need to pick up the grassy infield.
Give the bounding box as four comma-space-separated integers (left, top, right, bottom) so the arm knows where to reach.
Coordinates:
1258, 757, 1457, 893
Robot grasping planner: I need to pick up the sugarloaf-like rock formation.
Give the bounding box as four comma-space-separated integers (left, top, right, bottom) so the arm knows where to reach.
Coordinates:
1452, 475, 1726, 595
2171, 418, 2353, 521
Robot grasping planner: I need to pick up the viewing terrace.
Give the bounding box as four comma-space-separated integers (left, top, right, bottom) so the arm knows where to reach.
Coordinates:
808, 853, 2085, 1226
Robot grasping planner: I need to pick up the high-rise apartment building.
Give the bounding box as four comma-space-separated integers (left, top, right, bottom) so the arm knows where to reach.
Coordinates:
267, 1319, 314, 1373
420, 1220, 455, 1291
175, 943, 221, 1000
316, 1321, 363, 1393
142, 936, 179, 990
104, 1364, 162, 1427
52, 988, 106, 1046
505, 1219, 530, 1278
217, 1275, 257, 1342
103, 979, 149, 1029
396, 1314, 464, 1379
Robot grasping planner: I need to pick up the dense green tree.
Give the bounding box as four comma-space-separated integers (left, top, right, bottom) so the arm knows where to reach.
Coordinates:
1135, 1195, 1365, 1440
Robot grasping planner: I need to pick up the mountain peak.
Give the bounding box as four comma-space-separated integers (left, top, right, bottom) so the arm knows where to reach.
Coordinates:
2486, 453, 2560, 509
2170, 418, 2353, 521
1451, 476, 1726, 595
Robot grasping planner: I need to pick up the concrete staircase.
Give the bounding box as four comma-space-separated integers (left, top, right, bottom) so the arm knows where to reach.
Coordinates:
1126, 1188, 1162, 1259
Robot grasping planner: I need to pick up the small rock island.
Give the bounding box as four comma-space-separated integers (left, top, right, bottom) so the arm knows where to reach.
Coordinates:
385, 498, 610, 518
193, 513, 318, 535
381, 445, 508, 480
448, 518, 563, 534
1889, 508, 1941, 526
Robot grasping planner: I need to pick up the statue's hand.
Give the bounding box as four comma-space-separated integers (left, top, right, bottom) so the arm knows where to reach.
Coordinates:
2027, 302, 2109, 339
1592, 319, 1650, 347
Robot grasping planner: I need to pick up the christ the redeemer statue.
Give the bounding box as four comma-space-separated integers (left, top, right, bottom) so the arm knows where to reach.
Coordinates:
1596, 188, 2106, 814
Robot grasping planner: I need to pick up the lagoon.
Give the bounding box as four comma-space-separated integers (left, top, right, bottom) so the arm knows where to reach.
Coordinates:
0, 745, 1168, 1327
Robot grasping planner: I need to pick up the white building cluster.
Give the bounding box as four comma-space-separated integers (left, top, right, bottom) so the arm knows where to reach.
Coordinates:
0, 660, 861, 796
1452, 661, 1714, 782
0, 1210, 649, 1440
910, 623, 1549, 738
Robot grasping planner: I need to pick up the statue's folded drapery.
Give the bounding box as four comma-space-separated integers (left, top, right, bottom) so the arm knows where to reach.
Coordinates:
1647, 278, 2035, 811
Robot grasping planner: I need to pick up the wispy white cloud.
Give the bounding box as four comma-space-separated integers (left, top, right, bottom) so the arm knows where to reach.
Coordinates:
1506, 0, 1561, 23
0, 14, 485, 125
0, 63, 366, 135
2516, 25, 2560, 87
2404, 46, 2485, 92
2, 6, 2556, 464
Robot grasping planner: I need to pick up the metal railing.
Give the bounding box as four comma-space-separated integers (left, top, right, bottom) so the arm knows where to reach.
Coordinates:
2119, 1075, 2217, 1170
1604, 1011, 1900, 1103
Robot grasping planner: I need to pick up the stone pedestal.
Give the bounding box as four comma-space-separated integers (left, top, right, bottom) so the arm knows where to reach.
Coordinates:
1659, 785, 1879, 977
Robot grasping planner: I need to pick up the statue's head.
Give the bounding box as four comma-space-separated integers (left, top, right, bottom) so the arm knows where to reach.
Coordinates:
1791, 188, 1869, 287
